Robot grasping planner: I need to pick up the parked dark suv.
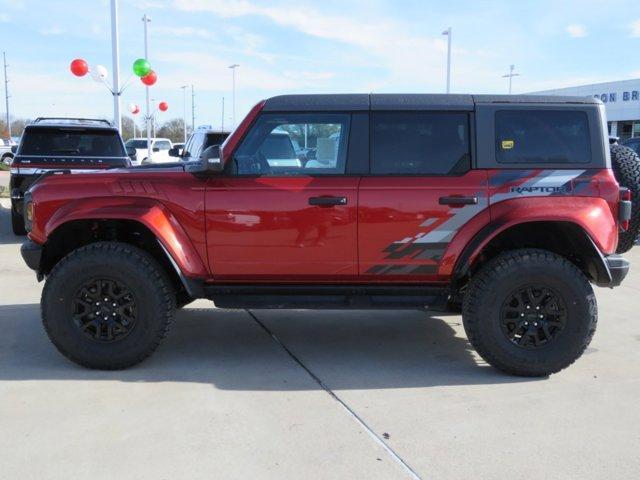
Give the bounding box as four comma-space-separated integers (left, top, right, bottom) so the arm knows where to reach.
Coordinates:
10, 118, 132, 234
18, 94, 639, 376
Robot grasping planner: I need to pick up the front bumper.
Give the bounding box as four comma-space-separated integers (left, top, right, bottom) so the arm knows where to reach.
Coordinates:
605, 254, 629, 287
21, 239, 43, 273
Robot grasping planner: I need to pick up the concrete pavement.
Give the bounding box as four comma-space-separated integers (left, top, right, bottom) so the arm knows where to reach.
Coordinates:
1, 197, 639, 479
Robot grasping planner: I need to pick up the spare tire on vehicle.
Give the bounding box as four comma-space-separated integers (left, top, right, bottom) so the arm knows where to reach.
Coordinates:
610, 144, 640, 253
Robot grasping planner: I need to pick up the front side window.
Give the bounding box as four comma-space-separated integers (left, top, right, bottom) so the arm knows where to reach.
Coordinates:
188, 133, 205, 160
371, 112, 470, 175
231, 113, 350, 175
496, 110, 591, 164
155, 140, 172, 151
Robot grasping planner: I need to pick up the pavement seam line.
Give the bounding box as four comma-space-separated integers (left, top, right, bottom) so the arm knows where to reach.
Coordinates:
246, 309, 423, 480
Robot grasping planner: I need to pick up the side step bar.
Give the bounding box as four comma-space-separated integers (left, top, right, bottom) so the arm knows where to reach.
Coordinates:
203, 284, 450, 310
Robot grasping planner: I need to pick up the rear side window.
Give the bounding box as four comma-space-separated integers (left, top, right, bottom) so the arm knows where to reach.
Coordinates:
495, 110, 591, 164
371, 112, 470, 175
20, 128, 125, 157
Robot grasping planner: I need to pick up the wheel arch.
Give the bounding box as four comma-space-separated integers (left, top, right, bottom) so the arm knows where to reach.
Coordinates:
40, 214, 206, 298
453, 220, 612, 287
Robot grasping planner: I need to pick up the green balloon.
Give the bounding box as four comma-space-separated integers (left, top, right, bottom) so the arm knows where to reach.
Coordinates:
132, 58, 151, 77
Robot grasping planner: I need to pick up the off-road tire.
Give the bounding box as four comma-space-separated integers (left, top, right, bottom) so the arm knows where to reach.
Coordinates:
176, 290, 193, 309
42, 241, 176, 369
462, 249, 597, 377
11, 201, 26, 235
610, 144, 640, 253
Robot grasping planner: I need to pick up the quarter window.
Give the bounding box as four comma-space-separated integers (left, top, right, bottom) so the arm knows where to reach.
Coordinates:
370, 112, 470, 175
231, 113, 350, 175
495, 110, 591, 164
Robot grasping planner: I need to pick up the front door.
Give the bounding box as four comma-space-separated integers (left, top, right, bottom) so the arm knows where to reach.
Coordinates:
359, 110, 489, 281
205, 113, 358, 281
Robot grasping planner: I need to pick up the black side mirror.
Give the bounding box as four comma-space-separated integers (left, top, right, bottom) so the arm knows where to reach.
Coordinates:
201, 145, 223, 173
125, 146, 137, 159
10, 145, 17, 154
168, 147, 181, 158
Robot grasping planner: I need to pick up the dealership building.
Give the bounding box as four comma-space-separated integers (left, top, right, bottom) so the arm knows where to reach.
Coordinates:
532, 79, 640, 139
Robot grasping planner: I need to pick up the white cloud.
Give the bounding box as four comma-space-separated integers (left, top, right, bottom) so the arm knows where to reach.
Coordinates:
154, 26, 215, 39
171, 0, 452, 90
631, 19, 640, 37
566, 24, 587, 38
39, 26, 65, 36
0, 13, 9, 22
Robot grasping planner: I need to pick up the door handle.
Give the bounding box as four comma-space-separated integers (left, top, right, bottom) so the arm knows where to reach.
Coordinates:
439, 196, 478, 206
308, 196, 348, 206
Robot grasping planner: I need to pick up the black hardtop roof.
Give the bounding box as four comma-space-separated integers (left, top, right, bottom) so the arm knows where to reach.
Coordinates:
262, 93, 601, 112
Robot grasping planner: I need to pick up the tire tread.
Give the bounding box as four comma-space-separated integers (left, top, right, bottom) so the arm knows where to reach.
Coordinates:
41, 241, 175, 370
462, 248, 597, 376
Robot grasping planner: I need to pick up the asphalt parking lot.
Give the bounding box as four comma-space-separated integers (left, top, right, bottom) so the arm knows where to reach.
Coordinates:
1, 196, 639, 480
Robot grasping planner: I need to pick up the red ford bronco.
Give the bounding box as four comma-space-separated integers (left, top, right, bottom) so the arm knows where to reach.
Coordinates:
20, 94, 639, 376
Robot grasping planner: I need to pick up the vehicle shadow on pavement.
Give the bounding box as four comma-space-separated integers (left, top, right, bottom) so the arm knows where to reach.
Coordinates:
0, 201, 25, 245
0, 304, 539, 389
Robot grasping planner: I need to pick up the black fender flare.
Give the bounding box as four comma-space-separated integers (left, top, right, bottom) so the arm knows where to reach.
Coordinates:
452, 221, 614, 287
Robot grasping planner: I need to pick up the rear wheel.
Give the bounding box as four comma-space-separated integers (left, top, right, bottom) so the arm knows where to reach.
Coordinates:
42, 242, 176, 369
462, 249, 597, 376
11, 200, 26, 235
610, 144, 640, 253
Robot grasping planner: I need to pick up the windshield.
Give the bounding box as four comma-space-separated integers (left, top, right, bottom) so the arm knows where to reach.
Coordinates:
125, 139, 149, 149
21, 128, 125, 156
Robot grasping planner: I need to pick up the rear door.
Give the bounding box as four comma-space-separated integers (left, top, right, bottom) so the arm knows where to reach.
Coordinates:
205, 112, 362, 280
359, 110, 488, 281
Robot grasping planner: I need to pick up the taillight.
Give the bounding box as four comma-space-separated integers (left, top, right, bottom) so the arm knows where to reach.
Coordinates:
619, 187, 632, 231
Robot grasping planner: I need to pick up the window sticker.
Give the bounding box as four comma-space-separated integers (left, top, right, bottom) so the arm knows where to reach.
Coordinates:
501, 139, 515, 150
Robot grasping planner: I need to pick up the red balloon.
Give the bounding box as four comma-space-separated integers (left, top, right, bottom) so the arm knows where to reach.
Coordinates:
141, 70, 157, 86
158, 101, 168, 112
132, 107, 140, 115
70, 58, 89, 77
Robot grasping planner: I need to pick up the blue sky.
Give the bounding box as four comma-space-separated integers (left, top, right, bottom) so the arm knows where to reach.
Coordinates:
2, 0, 640, 130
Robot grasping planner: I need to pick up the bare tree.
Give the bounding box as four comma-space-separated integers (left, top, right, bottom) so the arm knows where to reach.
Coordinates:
157, 118, 188, 144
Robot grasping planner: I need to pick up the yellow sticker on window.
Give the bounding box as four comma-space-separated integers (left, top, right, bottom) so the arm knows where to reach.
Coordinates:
501, 140, 515, 150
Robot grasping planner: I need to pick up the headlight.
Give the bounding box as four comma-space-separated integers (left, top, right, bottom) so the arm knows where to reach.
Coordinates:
26, 201, 33, 222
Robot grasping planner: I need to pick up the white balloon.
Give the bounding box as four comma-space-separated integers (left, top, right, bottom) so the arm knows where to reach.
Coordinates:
90, 64, 108, 82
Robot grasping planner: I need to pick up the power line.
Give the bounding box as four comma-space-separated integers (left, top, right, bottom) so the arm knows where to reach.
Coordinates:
502, 64, 520, 95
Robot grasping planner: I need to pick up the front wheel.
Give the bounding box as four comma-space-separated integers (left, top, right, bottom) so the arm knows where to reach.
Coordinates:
42, 242, 176, 369
462, 249, 597, 377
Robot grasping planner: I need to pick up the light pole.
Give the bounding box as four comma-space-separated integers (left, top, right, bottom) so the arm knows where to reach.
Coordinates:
502, 64, 520, 94
228, 64, 239, 128
2, 52, 10, 138
191, 84, 195, 132
142, 13, 152, 160
442, 27, 452, 94
110, 0, 121, 132
221, 97, 225, 133
150, 98, 157, 138
181, 85, 188, 142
